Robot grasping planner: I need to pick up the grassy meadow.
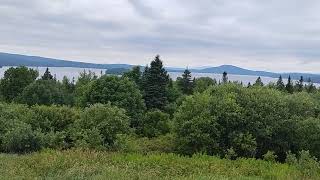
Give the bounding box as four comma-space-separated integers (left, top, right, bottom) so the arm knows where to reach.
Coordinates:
1, 149, 317, 180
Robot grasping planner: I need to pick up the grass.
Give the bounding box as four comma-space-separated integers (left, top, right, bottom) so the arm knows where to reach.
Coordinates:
0, 149, 317, 180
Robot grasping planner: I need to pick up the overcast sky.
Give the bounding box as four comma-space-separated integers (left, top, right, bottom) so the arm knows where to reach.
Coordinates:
1, 0, 320, 73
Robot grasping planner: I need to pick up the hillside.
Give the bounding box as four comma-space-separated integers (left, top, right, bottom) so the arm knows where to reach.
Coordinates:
1, 52, 320, 82
0, 52, 132, 69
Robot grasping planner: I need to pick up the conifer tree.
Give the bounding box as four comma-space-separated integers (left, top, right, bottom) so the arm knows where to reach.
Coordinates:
253, 76, 264, 86
306, 78, 316, 93
141, 55, 169, 110
276, 75, 285, 91
222, 71, 228, 84
295, 76, 304, 92
177, 69, 194, 95
123, 66, 142, 87
285, 75, 294, 93
42, 67, 53, 80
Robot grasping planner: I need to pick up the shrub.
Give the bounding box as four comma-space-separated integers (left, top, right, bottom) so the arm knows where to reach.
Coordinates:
82, 75, 145, 127
140, 110, 171, 138
18, 79, 66, 106
29, 105, 79, 132
263, 151, 278, 163
72, 104, 130, 148
285, 151, 298, 165
1, 122, 41, 153
114, 134, 176, 154
297, 150, 320, 178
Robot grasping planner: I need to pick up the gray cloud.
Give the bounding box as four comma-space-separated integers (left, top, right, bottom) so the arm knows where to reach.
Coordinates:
1, 0, 320, 73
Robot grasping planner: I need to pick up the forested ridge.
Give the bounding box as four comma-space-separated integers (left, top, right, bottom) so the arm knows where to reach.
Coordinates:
1, 55, 320, 179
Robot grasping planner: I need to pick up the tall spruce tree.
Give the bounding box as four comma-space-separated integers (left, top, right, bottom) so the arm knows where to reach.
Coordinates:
141, 55, 169, 110
222, 71, 228, 83
285, 75, 294, 93
253, 76, 264, 86
177, 69, 194, 95
123, 66, 142, 87
295, 76, 304, 92
42, 67, 53, 80
306, 78, 316, 93
276, 75, 285, 91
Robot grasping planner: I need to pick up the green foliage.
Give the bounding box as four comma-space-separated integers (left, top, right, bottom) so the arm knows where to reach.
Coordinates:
139, 110, 171, 138
141, 55, 169, 110
253, 76, 264, 86
83, 75, 145, 128
194, 77, 217, 93
114, 134, 176, 154
222, 71, 228, 83
18, 79, 66, 106
285, 76, 294, 93
296, 150, 320, 178
1, 149, 319, 179
294, 76, 304, 92
1, 122, 41, 153
173, 84, 320, 160
41, 67, 54, 80
74, 70, 97, 106
72, 104, 130, 148
263, 151, 278, 163
174, 93, 222, 155
0, 66, 38, 102
123, 66, 142, 87
177, 69, 194, 95
29, 105, 79, 132
276, 75, 285, 91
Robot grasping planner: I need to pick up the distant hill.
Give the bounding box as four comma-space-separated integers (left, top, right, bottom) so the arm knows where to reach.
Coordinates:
189, 65, 320, 83
1, 52, 320, 83
0, 52, 133, 69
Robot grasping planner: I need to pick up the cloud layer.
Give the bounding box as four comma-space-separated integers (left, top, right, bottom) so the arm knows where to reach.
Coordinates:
1, 0, 320, 73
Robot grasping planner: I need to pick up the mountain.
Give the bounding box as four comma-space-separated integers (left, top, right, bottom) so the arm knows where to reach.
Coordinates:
190, 65, 320, 83
0, 52, 133, 69
1, 52, 320, 83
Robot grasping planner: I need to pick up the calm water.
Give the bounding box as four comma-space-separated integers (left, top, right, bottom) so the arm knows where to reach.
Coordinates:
0, 66, 318, 86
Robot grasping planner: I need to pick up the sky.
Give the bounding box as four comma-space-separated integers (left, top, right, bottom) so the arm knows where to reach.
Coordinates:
1, 0, 320, 73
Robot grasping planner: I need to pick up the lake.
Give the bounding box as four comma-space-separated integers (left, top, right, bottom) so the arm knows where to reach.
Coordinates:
0, 66, 318, 86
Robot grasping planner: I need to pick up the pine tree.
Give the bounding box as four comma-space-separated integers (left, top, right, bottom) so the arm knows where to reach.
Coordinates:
295, 76, 304, 92
177, 69, 194, 95
276, 75, 285, 91
306, 78, 316, 93
285, 75, 294, 93
141, 55, 169, 110
123, 66, 142, 87
222, 71, 228, 84
42, 67, 53, 80
253, 76, 264, 86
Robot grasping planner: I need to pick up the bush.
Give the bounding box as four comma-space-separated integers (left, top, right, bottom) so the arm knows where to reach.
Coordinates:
140, 110, 171, 138
1, 122, 41, 153
263, 151, 278, 163
72, 104, 130, 148
297, 150, 320, 178
114, 134, 176, 154
29, 105, 79, 132
173, 84, 320, 160
18, 79, 66, 106
82, 75, 145, 127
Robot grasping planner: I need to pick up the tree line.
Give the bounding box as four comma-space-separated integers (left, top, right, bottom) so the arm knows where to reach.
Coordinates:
0, 55, 320, 164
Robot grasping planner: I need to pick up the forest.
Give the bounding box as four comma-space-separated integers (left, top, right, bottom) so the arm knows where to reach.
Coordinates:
1, 55, 320, 179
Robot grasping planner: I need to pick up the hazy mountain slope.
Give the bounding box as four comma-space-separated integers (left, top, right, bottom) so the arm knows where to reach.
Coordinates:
0, 52, 132, 69
1, 52, 320, 82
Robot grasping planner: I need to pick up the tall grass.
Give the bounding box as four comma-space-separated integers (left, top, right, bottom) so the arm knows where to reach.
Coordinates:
0, 149, 316, 180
